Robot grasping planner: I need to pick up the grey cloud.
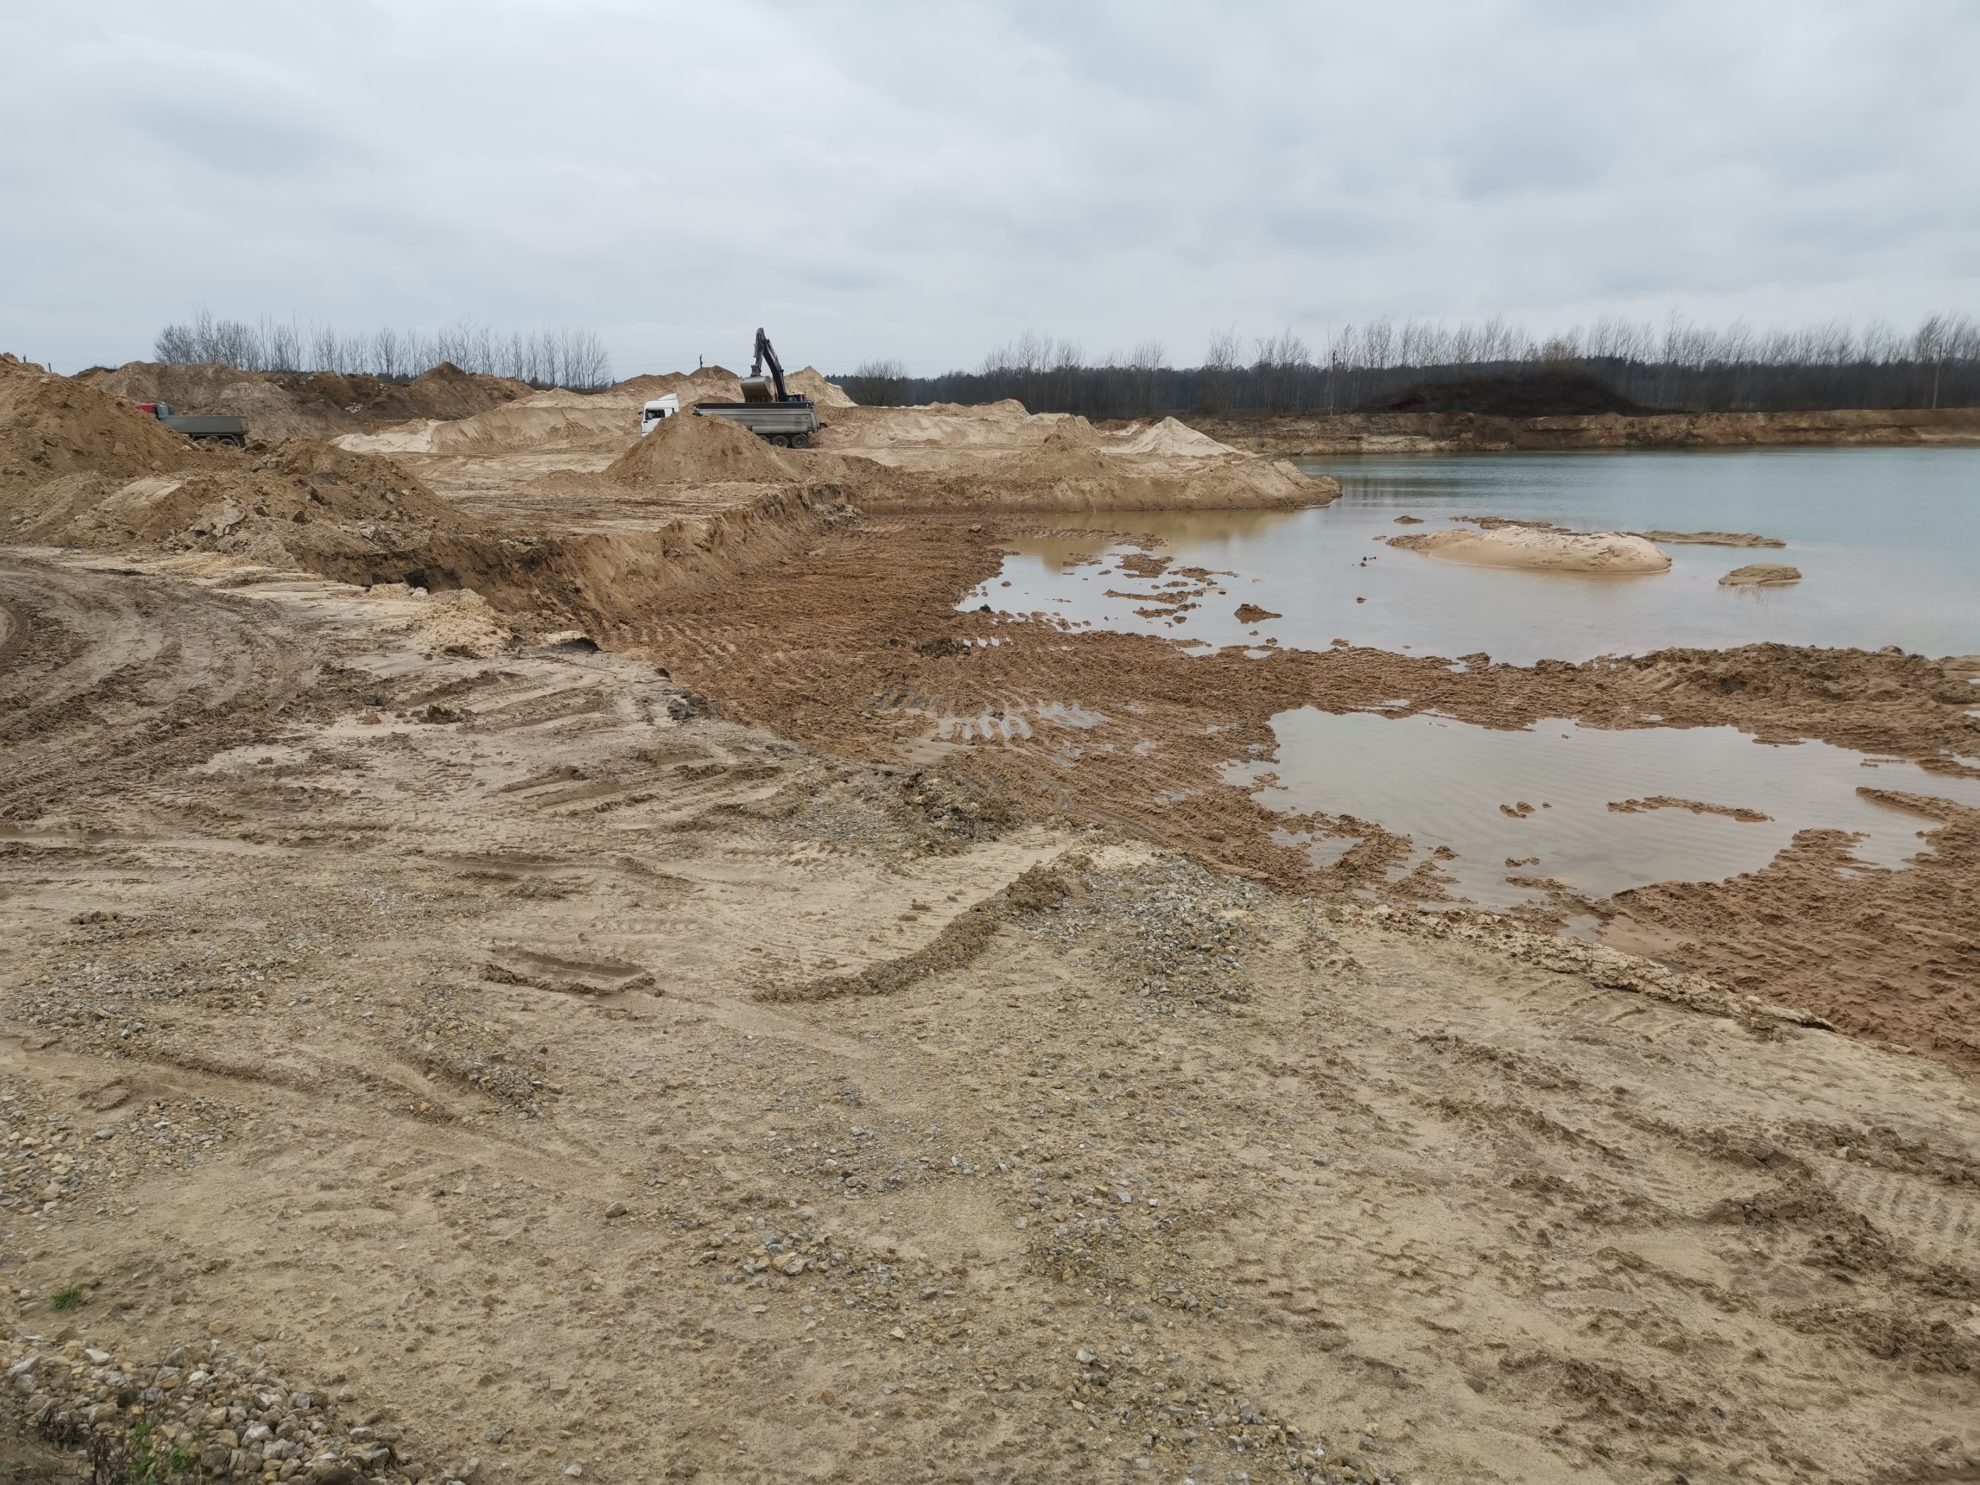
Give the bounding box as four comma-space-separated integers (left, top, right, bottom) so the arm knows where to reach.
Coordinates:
1, 0, 1975, 378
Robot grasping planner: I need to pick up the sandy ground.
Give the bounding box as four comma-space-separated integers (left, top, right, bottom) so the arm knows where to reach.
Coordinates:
4, 551, 1978, 1485
6, 362, 1980, 1483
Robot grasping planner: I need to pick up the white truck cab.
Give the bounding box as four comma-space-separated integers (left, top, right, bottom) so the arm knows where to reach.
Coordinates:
639, 394, 681, 435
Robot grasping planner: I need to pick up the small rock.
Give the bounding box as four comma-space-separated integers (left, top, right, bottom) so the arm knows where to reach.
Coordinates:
604, 1200, 629, 1219
564, 1465, 583, 1478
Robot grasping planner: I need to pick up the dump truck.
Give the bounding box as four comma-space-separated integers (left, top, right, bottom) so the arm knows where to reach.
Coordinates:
134, 401, 249, 447
688, 328, 820, 447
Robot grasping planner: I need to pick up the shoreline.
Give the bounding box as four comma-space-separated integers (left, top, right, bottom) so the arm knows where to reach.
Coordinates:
1187, 405, 1980, 455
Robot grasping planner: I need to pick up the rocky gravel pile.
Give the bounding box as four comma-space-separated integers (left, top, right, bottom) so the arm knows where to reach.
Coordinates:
1030, 857, 1263, 1006
4, 1330, 459, 1483
1, 1079, 239, 1223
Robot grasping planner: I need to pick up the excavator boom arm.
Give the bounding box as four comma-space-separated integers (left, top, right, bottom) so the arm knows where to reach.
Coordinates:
750, 327, 790, 402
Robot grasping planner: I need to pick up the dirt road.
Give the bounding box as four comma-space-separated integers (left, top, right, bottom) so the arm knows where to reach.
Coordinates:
4, 550, 1978, 1485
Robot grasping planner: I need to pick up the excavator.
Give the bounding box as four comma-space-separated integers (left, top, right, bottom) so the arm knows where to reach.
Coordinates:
641, 327, 820, 447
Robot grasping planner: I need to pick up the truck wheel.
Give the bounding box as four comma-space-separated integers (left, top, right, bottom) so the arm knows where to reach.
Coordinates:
767, 434, 791, 447
789, 433, 810, 449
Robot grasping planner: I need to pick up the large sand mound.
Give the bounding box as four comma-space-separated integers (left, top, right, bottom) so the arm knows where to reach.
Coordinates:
1104, 416, 1242, 458
605, 408, 799, 485
83, 361, 529, 441
426, 390, 631, 454
1391, 524, 1672, 573
611, 368, 744, 408
0, 354, 194, 490
787, 366, 856, 408
3, 421, 471, 574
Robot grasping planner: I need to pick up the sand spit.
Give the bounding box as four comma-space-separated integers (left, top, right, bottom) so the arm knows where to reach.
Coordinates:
1644, 528, 1786, 548
1608, 795, 1772, 822
1721, 562, 1804, 586
1389, 523, 1672, 573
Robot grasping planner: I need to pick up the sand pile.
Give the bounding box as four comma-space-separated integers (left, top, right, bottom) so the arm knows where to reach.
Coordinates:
821, 400, 1047, 457
0, 354, 195, 490
82, 361, 528, 441
6, 434, 469, 572
1390, 524, 1672, 573
1104, 417, 1241, 458
605, 408, 799, 485
786, 366, 856, 407
797, 397, 1335, 511
425, 390, 631, 454
341, 389, 636, 456
362, 582, 514, 656
84, 360, 327, 440
611, 367, 744, 408
1720, 562, 1802, 586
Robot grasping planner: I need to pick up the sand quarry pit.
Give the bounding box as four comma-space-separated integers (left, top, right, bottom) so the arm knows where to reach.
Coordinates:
4, 355, 1980, 1485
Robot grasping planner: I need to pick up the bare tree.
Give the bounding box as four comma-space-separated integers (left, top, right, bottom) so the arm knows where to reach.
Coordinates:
844, 358, 909, 406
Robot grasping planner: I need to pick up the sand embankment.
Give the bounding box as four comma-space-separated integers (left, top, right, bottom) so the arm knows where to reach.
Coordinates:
1389, 524, 1672, 573
1193, 406, 1980, 456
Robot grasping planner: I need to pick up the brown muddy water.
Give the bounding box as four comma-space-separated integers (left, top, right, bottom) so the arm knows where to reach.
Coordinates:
967, 447, 1980, 664
1223, 708, 1980, 910
964, 449, 1980, 903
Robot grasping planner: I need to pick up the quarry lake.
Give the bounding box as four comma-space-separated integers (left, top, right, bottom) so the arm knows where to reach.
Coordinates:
967, 446, 1980, 663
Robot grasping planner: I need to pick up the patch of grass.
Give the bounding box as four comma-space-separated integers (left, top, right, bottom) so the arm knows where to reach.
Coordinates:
49, 1287, 86, 1312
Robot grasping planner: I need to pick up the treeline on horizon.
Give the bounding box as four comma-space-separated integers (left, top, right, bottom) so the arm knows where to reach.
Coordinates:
841, 312, 1980, 418
149, 308, 614, 390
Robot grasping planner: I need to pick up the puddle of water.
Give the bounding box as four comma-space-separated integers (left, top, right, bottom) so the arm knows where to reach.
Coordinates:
963, 448, 1980, 662
1224, 709, 1980, 909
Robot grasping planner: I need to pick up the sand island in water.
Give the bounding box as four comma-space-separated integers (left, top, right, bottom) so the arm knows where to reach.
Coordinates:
1388, 523, 1672, 574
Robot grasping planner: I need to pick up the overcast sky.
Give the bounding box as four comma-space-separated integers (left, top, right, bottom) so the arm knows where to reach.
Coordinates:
4, 0, 1976, 377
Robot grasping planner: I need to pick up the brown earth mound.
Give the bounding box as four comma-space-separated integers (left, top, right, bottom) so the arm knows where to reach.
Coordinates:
82, 361, 529, 441
0, 354, 194, 490
4, 437, 465, 560
1364, 370, 1643, 417
605, 410, 798, 485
